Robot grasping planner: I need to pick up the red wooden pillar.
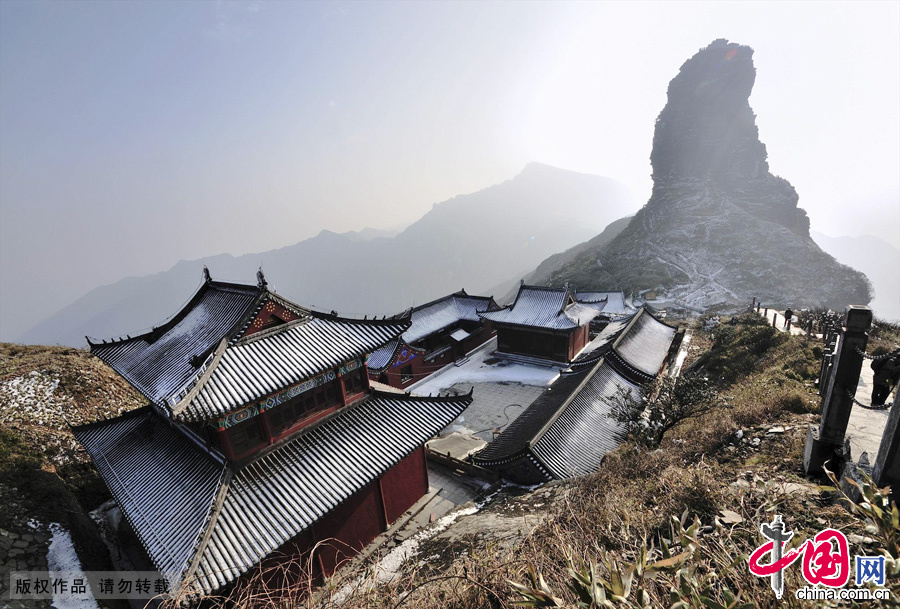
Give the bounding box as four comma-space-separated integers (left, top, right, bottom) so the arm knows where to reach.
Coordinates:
337, 374, 347, 406
259, 410, 275, 445
217, 428, 236, 461
421, 444, 429, 490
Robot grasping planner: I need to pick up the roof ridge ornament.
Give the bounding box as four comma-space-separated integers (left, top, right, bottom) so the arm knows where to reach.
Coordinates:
256, 266, 267, 289
203, 266, 211, 283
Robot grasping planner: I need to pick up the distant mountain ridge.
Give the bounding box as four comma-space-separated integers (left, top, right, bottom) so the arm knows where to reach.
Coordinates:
811, 231, 899, 321
546, 39, 870, 312
20, 163, 634, 347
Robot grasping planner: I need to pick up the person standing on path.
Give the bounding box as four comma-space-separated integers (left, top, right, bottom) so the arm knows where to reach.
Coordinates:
871, 347, 900, 407
783, 308, 793, 329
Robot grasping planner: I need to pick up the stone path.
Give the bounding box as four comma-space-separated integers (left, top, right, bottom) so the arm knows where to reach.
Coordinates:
757, 308, 817, 337
0, 525, 52, 608
846, 353, 893, 463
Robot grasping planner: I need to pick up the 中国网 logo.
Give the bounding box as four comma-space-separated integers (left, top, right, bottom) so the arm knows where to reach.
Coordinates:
748, 515, 891, 602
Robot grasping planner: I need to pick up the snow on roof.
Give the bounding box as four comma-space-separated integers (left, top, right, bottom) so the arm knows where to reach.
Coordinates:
576, 291, 634, 315
479, 285, 601, 330
404, 292, 497, 345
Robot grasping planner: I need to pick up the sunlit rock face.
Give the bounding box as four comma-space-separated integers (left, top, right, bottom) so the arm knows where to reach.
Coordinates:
551, 39, 870, 311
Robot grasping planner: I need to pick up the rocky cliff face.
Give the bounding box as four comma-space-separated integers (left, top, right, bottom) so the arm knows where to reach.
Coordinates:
550, 39, 871, 311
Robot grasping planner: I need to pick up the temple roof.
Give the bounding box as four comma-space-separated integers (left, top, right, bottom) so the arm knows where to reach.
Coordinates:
88, 270, 409, 419
173, 313, 411, 422
475, 307, 678, 480
88, 279, 267, 405
571, 307, 677, 381
575, 291, 635, 316
73, 390, 472, 596
474, 360, 638, 479
367, 291, 497, 373
479, 284, 601, 330
530, 363, 639, 478
71, 408, 226, 590
404, 291, 498, 345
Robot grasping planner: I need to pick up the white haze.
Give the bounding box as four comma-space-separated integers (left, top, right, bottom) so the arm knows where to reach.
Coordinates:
0, 1, 897, 340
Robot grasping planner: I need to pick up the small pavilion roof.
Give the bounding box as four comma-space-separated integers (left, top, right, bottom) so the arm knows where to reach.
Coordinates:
575, 291, 635, 316
73, 390, 472, 596
479, 284, 600, 330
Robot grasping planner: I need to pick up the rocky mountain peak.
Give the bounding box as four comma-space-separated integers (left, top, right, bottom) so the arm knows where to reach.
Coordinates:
651, 40, 765, 182
547, 40, 871, 312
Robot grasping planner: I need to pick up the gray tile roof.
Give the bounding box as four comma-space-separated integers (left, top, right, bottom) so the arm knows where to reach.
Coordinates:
89, 281, 263, 405
404, 292, 497, 345
174, 315, 410, 422
611, 308, 677, 377
74, 391, 472, 596
72, 408, 227, 590
474, 360, 638, 480
575, 291, 634, 315
569, 308, 677, 382
479, 285, 601, 330
530, 363, 639, 479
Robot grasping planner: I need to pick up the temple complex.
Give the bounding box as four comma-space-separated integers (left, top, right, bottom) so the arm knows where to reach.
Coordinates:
473, 308, 678, 484
73, 269, 472, 597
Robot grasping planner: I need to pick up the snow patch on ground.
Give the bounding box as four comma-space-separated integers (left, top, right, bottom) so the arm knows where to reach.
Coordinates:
412, 346, 558, 395
0, 371, 72, 430
373, 505, 480, 585
46, 523, 99, 609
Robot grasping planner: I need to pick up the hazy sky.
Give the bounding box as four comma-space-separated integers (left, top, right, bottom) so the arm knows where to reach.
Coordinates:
1, 1, 898, 340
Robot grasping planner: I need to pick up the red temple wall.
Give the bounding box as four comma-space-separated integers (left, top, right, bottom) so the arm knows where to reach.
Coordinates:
312, 482, 386, 576
380, 446, 429, 524
242, 444, 430, 593
568, 325, 590, 361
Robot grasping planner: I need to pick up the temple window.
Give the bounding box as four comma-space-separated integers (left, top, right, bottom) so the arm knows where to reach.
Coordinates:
228, 417, 264, 457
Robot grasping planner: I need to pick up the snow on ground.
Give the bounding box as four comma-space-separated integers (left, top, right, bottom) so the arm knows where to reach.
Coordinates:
46, 523, 100, 609
0, 371, 72, 430
668, 329, 692, 378
411, 343, 559, 395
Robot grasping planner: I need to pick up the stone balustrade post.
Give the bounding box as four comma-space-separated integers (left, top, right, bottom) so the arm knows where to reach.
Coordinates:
873, 390, 900, 490
804, 306, 872, 475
